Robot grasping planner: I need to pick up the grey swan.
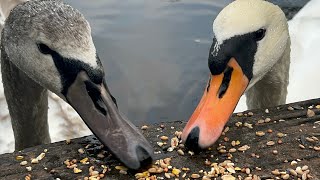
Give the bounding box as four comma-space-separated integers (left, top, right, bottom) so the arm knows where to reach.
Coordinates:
1, 0, 153, 169
181, 0, 291, 149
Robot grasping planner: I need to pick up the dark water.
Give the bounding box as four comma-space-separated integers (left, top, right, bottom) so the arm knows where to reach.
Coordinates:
64, 0, 305, 125
63, 0, 232, 125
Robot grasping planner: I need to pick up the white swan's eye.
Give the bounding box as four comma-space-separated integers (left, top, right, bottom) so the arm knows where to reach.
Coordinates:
37, 43, 52, 55
254, 29, 266, 41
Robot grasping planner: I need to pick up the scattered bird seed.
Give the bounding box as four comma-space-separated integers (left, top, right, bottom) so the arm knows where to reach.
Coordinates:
287, 106, 294, 111
277, 132, 285, 138
272, 150, 278, 155
160, 136, 169, 141
256, 131, 265, 137
141, 125, 148, 130
26, 166, 32, 172
177, 149, 184, 156
20, 161, 28, 166
16, 155, 24, 160
299, 144, 306, 149
238, 145, 250, 152
307, 109, 315, 117
266, 141, 275, 146
31, 158, 39, 164
191, 173, 200, 179
291, 160, 298, 166
281, 174, 289, 179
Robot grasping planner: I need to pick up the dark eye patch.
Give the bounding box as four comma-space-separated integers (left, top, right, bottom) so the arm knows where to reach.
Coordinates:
37, 43, 52, 55
254, 29, 266, 41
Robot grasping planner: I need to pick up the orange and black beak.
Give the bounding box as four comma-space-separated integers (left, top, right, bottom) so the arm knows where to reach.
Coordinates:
182, 34, 257, 150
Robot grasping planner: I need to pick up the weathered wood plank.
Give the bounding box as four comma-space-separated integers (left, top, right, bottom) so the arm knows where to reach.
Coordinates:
0, 98, 319, 180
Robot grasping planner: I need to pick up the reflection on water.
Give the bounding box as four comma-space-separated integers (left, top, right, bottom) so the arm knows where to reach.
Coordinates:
65, 0, 232, 124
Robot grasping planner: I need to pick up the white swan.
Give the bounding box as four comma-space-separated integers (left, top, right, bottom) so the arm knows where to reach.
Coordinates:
181, 0, 309, 149
1, 0, 152, 169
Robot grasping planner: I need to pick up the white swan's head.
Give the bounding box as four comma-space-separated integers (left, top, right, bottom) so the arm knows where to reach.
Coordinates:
1, 0, 153, 169
182, 0, 289, 150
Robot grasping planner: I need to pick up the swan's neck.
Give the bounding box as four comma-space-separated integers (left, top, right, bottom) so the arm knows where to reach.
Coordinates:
1, 41, 50, 150
245, 37, 291, 110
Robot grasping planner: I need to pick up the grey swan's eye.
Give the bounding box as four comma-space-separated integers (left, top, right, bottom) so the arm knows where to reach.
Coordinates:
254, 29, 266, 41
37, 43, 52, 55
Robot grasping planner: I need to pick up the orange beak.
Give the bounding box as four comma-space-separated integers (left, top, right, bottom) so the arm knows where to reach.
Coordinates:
181, 58, 249, 149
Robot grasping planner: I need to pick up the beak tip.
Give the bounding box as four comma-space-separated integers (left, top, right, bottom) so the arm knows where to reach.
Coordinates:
184, 126, 202, 153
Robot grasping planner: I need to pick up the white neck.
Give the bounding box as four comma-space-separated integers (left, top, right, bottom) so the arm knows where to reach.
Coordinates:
245, 37, 291, 109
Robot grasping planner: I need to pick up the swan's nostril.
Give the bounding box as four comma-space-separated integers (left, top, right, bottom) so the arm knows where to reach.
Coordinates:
136, 146, 153, 168
185, 126, 201, 153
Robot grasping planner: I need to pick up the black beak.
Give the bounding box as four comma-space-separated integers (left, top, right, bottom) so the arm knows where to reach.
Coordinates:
64, 71, 153, 169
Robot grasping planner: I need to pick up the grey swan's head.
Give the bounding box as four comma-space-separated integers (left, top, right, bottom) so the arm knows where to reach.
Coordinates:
1, 0, 153, 169
181, 0, 290, 150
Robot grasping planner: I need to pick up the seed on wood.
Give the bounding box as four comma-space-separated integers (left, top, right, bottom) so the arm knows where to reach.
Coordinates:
302, 173, 307, 180
175, 131, 182, 138
20, 161, 28, 166
296, 167, 303, 175
291, 160, 298, 166
238, 145, 250, 152
312, 136, 319, 141
277, 132, 285, 138
167, 147, 174, 152
160, 136, 169, 141
314, 146, 320, 151
267, 129, 273, 133
188, 151, 195, 156
31, 158, 39, 164
219, 149, 227, 153
265, 118, 271, 123
287, 106, 294, 111
141, 125, 148, 130
223, 126, 230, 133
257, 119, 265, 124
248, 112, 254, 116
227, 167, 236, 173
237, 112, 243, 116
231, 141, 236, 146
302, 165, 308, 171
281, 174, 290, 180
65, 139, 71, 144
289, 168, 297, 176
135, 171, 150, 179
235, 122, 243, 127
148, 167, 157, 173
307, 109, 315, 117
16, 155, 24, 160
229, 148, 237, 153
244, 122, 253, 129
299, 144, 305, 149
172, 168, 181, 176
171, 137, 179, 148
306, 137, 314, 142
267, 141, 275, 146
26, 166, 32, 172
119, 170, 127, 175
164, 172, 171, 178
245, 168, 251, 174
191, 173, 200, 179
224, 137, 230, 142
256, 167, 262, 171
271, 169, 280, 175
265, 109, 269, 113
256, 131, 265, 137
272, 150, 278, 155
90, 170, 99, 176
177, 149, 184, 156
221, 174, 236, 180
78, 148, 85, 154
278, 139, 283, 144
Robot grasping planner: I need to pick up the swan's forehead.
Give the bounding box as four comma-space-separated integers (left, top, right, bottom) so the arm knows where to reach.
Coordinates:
13, 0, 97, 67
213, 0, 280, 43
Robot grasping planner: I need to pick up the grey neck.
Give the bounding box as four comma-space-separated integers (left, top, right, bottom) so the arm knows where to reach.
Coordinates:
245, 38, 291, 110
1, 41, 50, 150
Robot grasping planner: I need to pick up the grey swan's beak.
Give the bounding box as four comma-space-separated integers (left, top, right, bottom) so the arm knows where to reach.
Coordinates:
64, 71, 153, 170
